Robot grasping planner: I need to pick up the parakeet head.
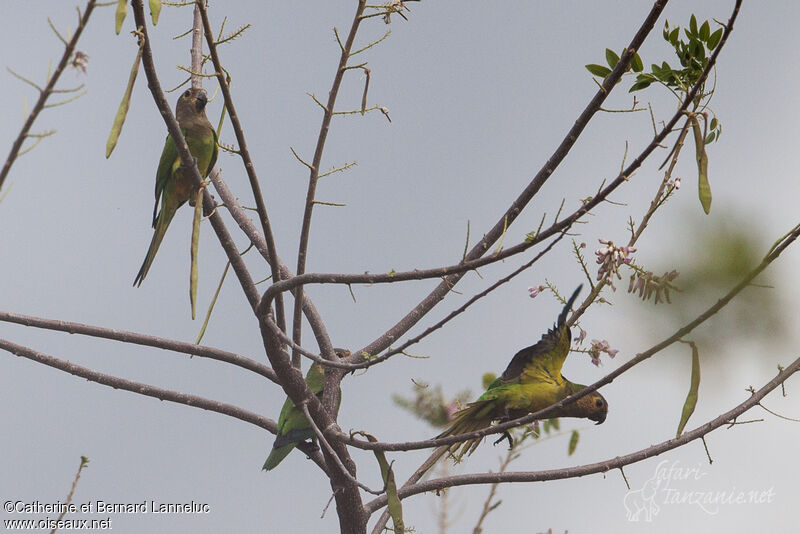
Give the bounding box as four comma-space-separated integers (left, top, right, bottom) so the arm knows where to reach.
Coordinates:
175, 87, 209, 119
575, 389, 608, 424
559, 382, 608, 424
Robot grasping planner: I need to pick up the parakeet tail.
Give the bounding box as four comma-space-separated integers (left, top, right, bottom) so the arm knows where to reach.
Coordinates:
262, 443, 295, 471
436, 401, 495, 460
133, 202, 178, 286
557, 284, 583, 328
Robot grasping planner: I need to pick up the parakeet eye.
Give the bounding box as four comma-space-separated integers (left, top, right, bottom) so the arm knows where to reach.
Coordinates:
183, 89, 191, 98
595, 398, 604, 408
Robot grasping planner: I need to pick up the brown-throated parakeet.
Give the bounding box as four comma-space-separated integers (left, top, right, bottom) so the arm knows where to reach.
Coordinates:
263, 360, 343, 471
437, 285, 608, 459
133, 87, 218, 286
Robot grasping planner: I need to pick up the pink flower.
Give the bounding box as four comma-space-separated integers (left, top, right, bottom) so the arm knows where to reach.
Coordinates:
528, 285, 545, 298
595, 239, 636, 290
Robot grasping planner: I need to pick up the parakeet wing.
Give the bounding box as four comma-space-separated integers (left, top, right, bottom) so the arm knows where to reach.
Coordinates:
152, 133, 180, 226
500, 285, 582, 384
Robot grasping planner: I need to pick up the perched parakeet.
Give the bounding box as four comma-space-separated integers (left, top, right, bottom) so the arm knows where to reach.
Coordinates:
437, 285, 608, 459
133, 87, 218, 286
263, 359, 343, 471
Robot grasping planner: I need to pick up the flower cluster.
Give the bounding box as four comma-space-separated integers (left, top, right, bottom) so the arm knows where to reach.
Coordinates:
588, 339, 618, 366
628, 269, 679, 303
595, 239, 636, 290
667, 177, 681, 189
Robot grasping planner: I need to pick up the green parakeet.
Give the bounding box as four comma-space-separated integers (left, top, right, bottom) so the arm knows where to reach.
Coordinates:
263, 359, 343, 471
437, 285, 608, 459
133, 87, 218, 286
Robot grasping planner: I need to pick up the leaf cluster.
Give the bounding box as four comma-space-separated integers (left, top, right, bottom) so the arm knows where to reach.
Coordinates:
631, 16, 723, 93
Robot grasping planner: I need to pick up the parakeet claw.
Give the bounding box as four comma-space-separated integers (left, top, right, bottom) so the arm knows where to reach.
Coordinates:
303, 440, 320, 458
492, 431, 514, 449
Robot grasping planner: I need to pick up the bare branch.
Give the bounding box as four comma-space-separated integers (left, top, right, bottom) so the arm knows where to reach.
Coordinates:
195, 0, 286, 331
0, 336, 328, 472
291, 1, 369, 368
0, 310, 278, 383
0, 337, 273, 430
0, 0, 97, 192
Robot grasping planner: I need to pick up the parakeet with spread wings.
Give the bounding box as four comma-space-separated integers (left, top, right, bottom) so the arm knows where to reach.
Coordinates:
437, 285, 608, 459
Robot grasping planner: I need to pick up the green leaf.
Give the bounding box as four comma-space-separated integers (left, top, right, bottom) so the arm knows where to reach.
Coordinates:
669, 27, 680, 46
605, 48, 620, 69
105, 46, 142, 158
190, 187, 203, 320
709, 117, 718, 130
676, 341, 701, 438
689, 38, 705, 61
690, 115, 712, 214
149, 0, 162, 26
568, 430, 579, 456
586, 64, 612, 77
631, 52, 644, 72
195, 261, 230, 345
357, 432, 404, 534
629, 80, 652, 92
689, 14, 698, 36
699, 21, 710, 41
114, 0, 127, 35
549, 417, 560, 431
707, 28, 723, 50
704, 131, 716, 145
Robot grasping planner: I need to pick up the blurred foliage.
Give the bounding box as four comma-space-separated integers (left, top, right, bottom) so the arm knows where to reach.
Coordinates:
392, 382, 472, 429
635, 216, 785, 357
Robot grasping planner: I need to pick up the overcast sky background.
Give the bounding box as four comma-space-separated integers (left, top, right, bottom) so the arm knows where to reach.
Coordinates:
2, 1, 800, 532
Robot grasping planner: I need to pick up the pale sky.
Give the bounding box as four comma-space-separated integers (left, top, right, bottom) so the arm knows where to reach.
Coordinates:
2, 1, 800, 532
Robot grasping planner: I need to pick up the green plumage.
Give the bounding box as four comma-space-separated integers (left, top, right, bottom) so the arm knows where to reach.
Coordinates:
438, 285, 608, 459
134, 87, 218, 286
263, 362, 341, 471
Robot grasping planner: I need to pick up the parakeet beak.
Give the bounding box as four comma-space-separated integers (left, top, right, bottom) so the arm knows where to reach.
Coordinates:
195, 90, 208, 111
592, 411, 607, 425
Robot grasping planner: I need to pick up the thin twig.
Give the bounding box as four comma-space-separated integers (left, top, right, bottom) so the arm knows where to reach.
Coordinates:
291, 0, 369, 368
299, 402, 384, 496
0, 0, 97, 192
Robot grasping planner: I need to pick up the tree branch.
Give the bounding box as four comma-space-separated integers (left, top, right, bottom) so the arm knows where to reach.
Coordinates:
291, 1, 369, 369
195, 0, 286, 331
0, 0, 96, 192
211, 176, 337, 362
0, 310, 277, 383
0, 336, 328, 471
